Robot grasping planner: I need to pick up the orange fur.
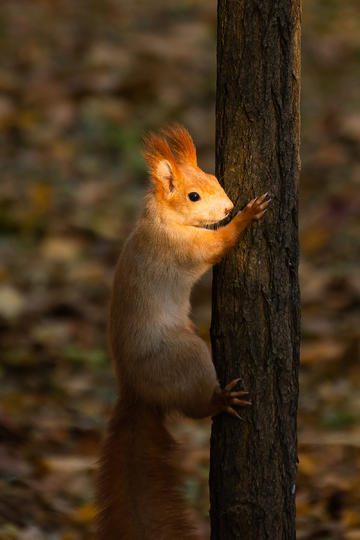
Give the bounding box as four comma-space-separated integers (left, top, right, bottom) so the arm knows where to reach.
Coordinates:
162, 124, 197, 166
97, 400, 201, 540
142, 132, 181, 195
96, 125, 270, 539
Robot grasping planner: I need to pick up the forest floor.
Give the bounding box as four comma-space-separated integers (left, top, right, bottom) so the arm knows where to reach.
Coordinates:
0, 1, 360, 538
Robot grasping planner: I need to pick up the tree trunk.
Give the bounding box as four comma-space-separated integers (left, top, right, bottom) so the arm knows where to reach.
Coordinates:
209, 1, 301, 540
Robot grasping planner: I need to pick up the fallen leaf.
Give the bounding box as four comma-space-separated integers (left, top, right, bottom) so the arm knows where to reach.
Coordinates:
40, 455, 95, 474
301, 340, 345, 365
0, 285, 25, 320
40, 237, 83, 261
70, 502, 97, 524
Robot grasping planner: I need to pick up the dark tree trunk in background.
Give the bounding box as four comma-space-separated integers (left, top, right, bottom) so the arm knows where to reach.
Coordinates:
210, 1, 301, 539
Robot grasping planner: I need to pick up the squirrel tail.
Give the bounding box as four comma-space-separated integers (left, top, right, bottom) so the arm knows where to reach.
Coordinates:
96, 399, 202, 540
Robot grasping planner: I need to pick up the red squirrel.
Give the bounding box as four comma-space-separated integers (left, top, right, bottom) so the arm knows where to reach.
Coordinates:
96, 125, 270, 539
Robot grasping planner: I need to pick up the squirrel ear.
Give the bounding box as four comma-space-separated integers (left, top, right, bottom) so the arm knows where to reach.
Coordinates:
156, 159, 175, 194
142, 131, 180, 197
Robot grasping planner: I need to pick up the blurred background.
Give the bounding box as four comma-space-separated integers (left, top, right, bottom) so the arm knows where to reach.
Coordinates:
0, 0, 359, 538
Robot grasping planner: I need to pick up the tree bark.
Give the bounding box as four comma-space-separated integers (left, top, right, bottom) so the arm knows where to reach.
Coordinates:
210, 1, 301, 540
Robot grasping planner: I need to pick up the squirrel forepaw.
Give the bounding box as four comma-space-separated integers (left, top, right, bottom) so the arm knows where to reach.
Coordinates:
212, 379, 251, 420
241, 193, 271, 221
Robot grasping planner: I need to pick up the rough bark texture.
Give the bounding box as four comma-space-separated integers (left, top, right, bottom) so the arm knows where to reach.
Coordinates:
210, 1, 301, 539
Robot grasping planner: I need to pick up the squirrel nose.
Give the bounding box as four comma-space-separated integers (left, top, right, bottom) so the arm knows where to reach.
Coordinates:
225, 204, 233, 215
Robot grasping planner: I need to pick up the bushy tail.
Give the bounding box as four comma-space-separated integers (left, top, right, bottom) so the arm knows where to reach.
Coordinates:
96, 399, 202, 540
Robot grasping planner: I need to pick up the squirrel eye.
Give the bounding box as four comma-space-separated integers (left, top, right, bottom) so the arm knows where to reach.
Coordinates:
188, 192, 200, 202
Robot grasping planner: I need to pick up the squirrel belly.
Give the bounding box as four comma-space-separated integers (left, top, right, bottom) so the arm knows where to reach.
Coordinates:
95, 125, 270, 539
109, 215, 218, 418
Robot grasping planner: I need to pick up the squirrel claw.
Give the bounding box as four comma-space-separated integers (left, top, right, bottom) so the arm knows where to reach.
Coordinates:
257, 192, 268, 203
229, 390, 249, 398
231, 398, 252, 406
225, 406, 243, 420
224, 378, 241, 392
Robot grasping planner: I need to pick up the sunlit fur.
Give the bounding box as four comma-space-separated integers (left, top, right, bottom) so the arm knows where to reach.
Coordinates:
142, 126, 233, 227
161, 124, 197, 166
142, 132, 181, 191
96, 125, 269, 540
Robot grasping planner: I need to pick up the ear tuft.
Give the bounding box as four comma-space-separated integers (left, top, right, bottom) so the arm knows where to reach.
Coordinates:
142, 132, 180, 193
162, 124, 197, 167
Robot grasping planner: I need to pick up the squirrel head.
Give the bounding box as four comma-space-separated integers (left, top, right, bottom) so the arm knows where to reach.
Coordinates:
142, 125, 234, 227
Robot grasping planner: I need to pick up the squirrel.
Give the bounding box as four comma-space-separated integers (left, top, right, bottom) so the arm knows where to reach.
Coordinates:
96, 125, 270, 539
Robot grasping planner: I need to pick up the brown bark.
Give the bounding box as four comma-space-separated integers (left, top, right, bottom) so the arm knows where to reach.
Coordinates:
210, 1, 301, 539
